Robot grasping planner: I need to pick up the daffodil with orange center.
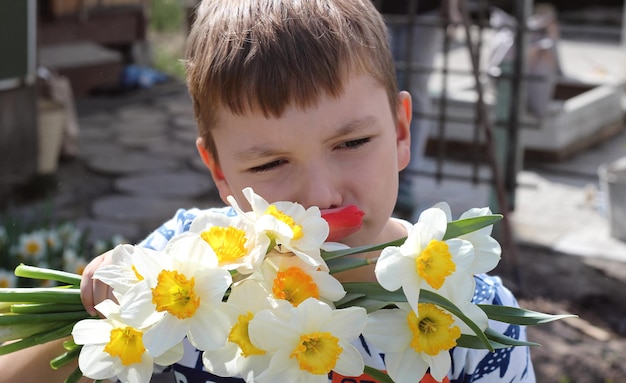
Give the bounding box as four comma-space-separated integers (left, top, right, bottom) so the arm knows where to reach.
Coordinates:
252, 252, 345, 307
117, 242, 233, 358
248, 298, 366, 383
72, 300, 183, 383
227, 187, 329, 269
375, 207, 475, 315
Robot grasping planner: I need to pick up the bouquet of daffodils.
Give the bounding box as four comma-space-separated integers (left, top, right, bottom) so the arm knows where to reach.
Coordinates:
0, 187, 571, 383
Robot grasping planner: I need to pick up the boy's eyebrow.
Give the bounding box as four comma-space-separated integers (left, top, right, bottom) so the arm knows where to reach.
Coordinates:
332, 115, 378, 138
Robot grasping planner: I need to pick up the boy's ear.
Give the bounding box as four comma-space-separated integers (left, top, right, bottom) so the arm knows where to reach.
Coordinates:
196, 137, 233, 204
396, 91, 412, 171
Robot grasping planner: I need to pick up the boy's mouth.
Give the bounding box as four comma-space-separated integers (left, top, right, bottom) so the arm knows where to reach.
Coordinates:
321, 205, 365, 242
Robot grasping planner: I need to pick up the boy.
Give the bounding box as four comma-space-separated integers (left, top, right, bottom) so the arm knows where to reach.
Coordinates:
1, 1, 535, 382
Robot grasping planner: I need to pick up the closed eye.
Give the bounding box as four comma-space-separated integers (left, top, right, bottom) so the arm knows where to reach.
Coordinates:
336, 137, 371, 150
249, 159, 287, 173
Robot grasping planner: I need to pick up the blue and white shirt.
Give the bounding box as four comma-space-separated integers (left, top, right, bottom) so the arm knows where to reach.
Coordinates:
140, 207, 536, 383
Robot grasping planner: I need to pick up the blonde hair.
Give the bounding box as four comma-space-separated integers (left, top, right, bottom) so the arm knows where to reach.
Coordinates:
186, 0, 398, 158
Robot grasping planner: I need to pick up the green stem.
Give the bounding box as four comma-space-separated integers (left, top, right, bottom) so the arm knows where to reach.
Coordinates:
0, 311, 90, 325
14, 264, 82, 287
0, 287, 82, 304
10, 303, 87, 314
0, 322, 75, 355
63, 366, 85, 383
50, 345, 82, 369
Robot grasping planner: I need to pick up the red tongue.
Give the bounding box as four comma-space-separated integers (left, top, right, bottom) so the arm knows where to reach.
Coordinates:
321, 205, 365, 242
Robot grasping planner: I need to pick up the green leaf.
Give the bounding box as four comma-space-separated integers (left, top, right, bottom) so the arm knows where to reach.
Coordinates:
363, 366, 394, 383
339, 282, 407, 303
326, 257, 372, 274
456, 334, 512, 349
443, 215, 502, 240
50, 344, 81, 369
322, 238, 405, 260
478, 304, 577, 325
63, 366, 85, 383
485, 328, 541, 347
10, 303, 87, 314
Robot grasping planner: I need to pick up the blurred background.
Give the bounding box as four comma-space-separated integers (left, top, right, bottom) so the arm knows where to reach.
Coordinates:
1, 0, 626, 381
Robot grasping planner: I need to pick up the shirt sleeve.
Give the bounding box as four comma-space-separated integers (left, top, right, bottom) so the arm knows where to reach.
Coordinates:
448, 274, 536, 383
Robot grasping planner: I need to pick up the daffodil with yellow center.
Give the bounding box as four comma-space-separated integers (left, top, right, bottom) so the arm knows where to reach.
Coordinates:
290, 332, 342, 374
407, 303, 460, 356
264, 205, 304, 240
201, 226, 248, 263
202, 280, 282, 379
375, 207, 475, 315
248, 298, 366, 383
228, 312, 266, 357
117, 244, 232, 358
72, 300, 183, 383
104, 326, 146, 366
364, 302, 462, 383
227, 187, 330, 269
93, 244, 152, 301
416, 240, 456, 289
151, 270, 200, 319
169, 210, 270, 275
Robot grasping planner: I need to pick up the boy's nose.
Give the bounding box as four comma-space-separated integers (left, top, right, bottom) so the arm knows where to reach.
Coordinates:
297, 165, 343, 210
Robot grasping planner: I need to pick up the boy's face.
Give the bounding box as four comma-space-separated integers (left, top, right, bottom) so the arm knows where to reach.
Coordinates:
197, 74, 412, 247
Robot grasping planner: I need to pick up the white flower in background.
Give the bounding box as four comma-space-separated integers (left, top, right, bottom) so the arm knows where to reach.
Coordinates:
44, 229, 62, 253
202, 280, 290, 380
375, 207, 474, 315
252, 251, 345, 307
72, 299, 183, 383
434, 202, 501, 275
62, 248, 88, 275
0, 268, 16, 288
166, 211, 270, 275
118, 244, 233, 357
16, 230, 46, 260
228, 187, 329, 269
248, 298, 366, 383
363, 302, 462, 383
56, 222, 82, 248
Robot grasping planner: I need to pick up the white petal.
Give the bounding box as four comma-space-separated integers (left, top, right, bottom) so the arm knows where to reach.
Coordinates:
117, 354, 154, 383
363, 309, 411, 352
386, 350, 429, 383
72, 319, 113, 345
332, 343, 364, 377
187, 304, 232, 351
202, 343, 241, 377
78, 345, 117, 380
375, 247, 410, 291
324, 306, 366, 340
249, 309, 298, 352
154, 342, 184, 366
417, 208, 448, 243
423, 352, 452, 382
142, 315, 187, 357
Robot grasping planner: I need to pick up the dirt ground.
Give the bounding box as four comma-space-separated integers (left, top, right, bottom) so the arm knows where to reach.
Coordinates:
496, 245, 626, 382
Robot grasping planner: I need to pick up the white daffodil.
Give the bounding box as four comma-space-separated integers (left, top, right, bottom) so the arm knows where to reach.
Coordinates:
434, 202, 501, 275
252, 251, 345, 307
375, 207, 474, 315
227, 187, 329, 269
248, 297, 366, 383
72, 299, 183, 383
165, 210, 270, 275
117, 244, 233, 357
363, 302, 462, 383
93, 244, 160, 300
202, 280, 291, 380
16, 230, 46, 260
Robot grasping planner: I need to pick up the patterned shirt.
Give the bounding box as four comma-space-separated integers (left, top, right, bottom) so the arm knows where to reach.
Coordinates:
140, 207, 536, 383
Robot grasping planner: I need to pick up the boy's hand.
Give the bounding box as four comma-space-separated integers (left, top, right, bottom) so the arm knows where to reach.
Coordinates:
80, 253, 116, 317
